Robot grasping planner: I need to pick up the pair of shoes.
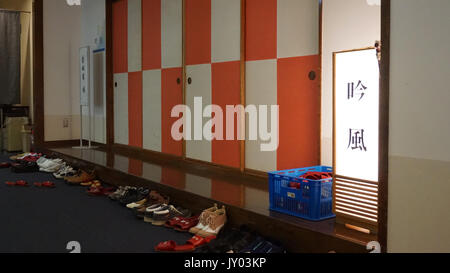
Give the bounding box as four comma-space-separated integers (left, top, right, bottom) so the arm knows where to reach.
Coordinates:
11, 161, 39, 173
87, 184, 115, 196
134, 191, 170, 218
9, 153, 28, 161
65, 170, 96, 186
80, 180, 101, 187
108, 186, 130, 200
126, 197, 147, 209
195, 227, 256, 253
37, 157, 64, 173
5, 180, 56, 188
5, 180, 29, 187
189, 204, 227, 237
238, 237, 284, 253
53, 164, 77, 179
165, 215, 200, 232
0, 162, 11, 168
143, 203, 169, 223
14, 153, 42, 162
118, 187, 149, 206
155, 235, 216, 253
34, 181, 56, 188
151, 205, 191, 226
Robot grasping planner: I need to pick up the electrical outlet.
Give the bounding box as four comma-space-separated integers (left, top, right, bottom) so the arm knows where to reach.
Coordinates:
63, 118, 70, 128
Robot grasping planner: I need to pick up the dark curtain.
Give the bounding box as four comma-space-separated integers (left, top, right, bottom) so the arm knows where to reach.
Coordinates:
0, 10, 21, 105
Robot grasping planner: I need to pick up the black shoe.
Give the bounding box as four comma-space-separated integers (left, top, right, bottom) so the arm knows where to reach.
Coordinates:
194, 227, 242, 253
11, 161, 39, 173
119, 187, 149, 206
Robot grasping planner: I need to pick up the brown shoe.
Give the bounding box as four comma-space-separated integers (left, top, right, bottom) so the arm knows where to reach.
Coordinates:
196, 206, 227, 237
65, 170, 96, 185
134, 191, 170, 218
189, 204, 219, 234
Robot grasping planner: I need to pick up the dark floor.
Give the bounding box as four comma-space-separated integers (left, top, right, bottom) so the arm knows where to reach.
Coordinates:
0, 154, 192, 253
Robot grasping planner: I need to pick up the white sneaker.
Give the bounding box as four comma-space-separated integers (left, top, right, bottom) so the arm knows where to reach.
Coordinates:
53, 164, 76, 179
39, 158, 64, 173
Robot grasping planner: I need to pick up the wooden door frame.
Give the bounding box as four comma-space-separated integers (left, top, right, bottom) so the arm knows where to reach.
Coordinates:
33, 0, 44, 146
378, 0, 390, 254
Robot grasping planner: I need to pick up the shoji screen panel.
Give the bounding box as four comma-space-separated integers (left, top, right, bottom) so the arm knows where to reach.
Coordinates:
211, 0, 241, 168
161, 0, 183, 155
185, 0, 241, 166
128, 0, 142, 72
113, 0, 183, 154
141, 0, 183, 155
113, 0, 128, 74
113, 0, 129, 145
245, 0, 320, 172
113, 73, 129, 145
113, 0, 144, 147
128, 71, 143, 147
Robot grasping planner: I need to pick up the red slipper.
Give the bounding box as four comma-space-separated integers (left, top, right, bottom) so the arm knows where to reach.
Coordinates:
155, 240, 177, 252
164, 216, 184, 229
173, 235, 216, 252
5, 181, 16, 186
87, 186, 103, 196
16, 180, 29, 187
0, 162, 11, 168
87, 186, 114, 196
42, 181, 56, 188
173, 215, 200, 232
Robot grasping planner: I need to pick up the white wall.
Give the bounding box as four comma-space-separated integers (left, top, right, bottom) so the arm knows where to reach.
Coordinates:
43, 0, 81, 141
81, 0, 106, 144
388, 0, 450, 253
321, 0, 380, 166
43, 0, 106, 142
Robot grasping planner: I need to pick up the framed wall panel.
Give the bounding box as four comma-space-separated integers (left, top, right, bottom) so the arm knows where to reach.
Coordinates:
113, 73, 129, 145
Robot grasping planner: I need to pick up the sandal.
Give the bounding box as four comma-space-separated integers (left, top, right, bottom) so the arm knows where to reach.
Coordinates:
42, 181, 56, 188
0, 162, 11, 168
155, 240, 177, 252
5, 181, 16, 187
34, 181, 56, 188
174, 215, 200, 232
173, 235, 216, 252
16, 180, 29, 187
164, 216, 184, 229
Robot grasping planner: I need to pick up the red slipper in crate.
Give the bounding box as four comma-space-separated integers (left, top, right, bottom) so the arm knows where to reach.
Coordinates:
173, 215, 200, 232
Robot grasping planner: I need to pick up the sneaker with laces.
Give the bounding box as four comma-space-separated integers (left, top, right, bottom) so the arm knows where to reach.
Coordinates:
119, 187, 149, 206
53, 164, 76, 179
144, 204, 169, 223
152, 205, 191, 226
108, 186, 130, 200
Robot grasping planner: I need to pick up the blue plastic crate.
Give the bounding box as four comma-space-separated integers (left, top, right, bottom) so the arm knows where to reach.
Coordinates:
269, 166, 336, 221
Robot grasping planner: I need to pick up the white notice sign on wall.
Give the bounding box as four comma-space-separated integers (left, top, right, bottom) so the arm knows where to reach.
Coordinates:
334, 48, 379, 182
79, 47, 90, 107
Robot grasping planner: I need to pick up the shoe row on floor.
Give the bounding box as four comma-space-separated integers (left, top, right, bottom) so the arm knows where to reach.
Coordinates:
109, 186, 285, 253
5, 152, 285, 253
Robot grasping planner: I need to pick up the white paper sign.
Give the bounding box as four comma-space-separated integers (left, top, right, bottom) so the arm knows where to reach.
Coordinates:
334, 48, 379, 182
79, 47, 90, 107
